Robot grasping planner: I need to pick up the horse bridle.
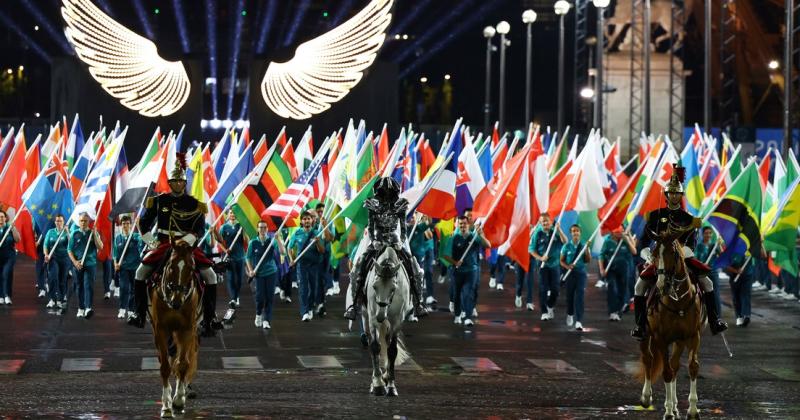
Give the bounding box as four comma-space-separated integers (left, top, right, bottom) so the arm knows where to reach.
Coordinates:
159, 249, 196, 309
656, 241, 692, 309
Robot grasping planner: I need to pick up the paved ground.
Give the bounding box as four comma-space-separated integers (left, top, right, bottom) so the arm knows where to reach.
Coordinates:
1, 256, 799, 419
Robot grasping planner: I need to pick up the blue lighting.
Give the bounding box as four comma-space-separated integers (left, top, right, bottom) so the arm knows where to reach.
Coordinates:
389, 0, 432, 35
238, 86, 250, 121
132, 0, 155, 39
205, 0, 219, 119
94, 0, 115, 17
0, 11, 51, 63
226, 0, 246, 120
19, 0, 73, 55
399, 0, 501, 78
254, 0, 277, 54
282, 0, 312, 47
172, 0, 191, 53
392, 0, 476, 65
328, 0, 356, 29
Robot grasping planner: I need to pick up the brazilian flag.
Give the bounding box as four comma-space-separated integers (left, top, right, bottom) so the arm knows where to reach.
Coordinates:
708, 162, 763, 269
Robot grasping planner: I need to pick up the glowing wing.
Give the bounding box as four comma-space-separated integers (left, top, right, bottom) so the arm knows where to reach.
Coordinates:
61, 0, 190, 117
261, 0, 393, 120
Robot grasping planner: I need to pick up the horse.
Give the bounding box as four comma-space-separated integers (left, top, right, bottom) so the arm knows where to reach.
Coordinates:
361, 245, 412, 397
638, 232, 704, 420
148, 241, 201, 418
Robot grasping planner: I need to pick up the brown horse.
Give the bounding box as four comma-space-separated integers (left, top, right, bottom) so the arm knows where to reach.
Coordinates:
639, 234, 704, 420
149, 242, 201, 418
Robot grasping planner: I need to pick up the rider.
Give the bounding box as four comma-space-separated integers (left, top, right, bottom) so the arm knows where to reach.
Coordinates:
128, 156, 223, 337
630, 164, 728, 340
343, 177, 428, 320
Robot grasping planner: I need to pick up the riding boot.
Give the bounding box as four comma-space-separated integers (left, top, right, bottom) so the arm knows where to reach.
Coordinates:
400, 251, 428, 317
343, 270, 365, 320
201, 284, 223, 337
703, 291, 728, 335
127, 281, 147, 328
630, 296, 647, 341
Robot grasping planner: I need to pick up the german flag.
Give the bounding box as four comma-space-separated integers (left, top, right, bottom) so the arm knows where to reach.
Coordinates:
232, 147, 293, 238
708, 162, 763, 269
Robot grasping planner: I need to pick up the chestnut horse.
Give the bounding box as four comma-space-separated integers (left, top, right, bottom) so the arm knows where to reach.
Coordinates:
639, 235, 704, 420
149, 242, 201, 418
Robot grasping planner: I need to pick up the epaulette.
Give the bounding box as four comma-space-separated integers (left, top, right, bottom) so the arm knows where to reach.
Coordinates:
197, 202, 208, 214
145, 197, 155, 209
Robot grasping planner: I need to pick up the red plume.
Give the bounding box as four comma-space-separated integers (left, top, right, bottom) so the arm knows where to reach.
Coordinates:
176, 152, 187, 170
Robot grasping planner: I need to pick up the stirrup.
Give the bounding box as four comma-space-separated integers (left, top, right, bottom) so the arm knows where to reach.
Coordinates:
127, 313, 145, 328
709, 319, 728, 335
343, 305, 358, 320
630, 327, 646, 341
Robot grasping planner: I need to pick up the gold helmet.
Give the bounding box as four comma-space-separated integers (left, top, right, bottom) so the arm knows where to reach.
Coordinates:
664, 164, 685, 194
168, 153, 187, 182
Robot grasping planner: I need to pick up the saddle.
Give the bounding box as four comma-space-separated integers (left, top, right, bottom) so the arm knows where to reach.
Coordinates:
145, 248, 205, 295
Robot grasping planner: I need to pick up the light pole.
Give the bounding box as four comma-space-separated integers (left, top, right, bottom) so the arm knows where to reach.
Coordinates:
496, 20, 510, 135
554, 1, 571, 135
523, 9, 538, 126
784, 0, 794, 156
704, 0, 711, 133
483, 26, 496, 135
592, 0, 610, 132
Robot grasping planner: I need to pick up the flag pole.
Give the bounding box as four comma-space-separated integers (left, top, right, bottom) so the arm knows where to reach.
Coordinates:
731, 256, 751, 283
540, 141, 582, 268
116, 183, 153, 266
222, 226, 244, 262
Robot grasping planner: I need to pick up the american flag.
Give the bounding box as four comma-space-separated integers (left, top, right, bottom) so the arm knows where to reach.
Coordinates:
263, 154, 327, 220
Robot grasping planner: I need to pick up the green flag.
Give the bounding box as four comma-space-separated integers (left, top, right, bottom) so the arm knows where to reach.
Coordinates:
764, 177, 800, 276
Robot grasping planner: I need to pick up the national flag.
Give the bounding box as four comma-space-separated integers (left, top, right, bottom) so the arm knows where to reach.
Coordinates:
418, 138, 436, 180
211, 143, 254, 209
281, 141, 298, 180
295, 126, 314, 174
763, 177, 800, 275
154, 134, 176, 194
72, 131, 126, 223
65, 115, 85, 173
491, 121, 500, 147
253, 134, 268, 164
528, 131, 549, 224
599, 162, 647, 232
0, 127, 15, 170
476, 136, 493, 183
708, 162, 763, 269
70, 131, 99, 198
491, 137, 508, 175
497, 156, 532, 271
339, 174, 380, 229
415, 122, 461, 219
376, 123, 390, 169
547, 131, 570, 176
40, 124, 61, 162
24, 135, 41, 190
211, 128, 231, 179
680, 141, 705, 215
758, 149, 772, 190
603, 140, 622, 196
455, 135, 485, 214
231, 143, 291, 236
547, 136, 607, 216
263, 153, 329, 226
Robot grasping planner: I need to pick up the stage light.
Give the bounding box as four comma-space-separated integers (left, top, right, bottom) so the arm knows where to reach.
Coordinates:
254, 0, 277, 54
18, 66, 24, 71
395, 34, 401, 40
496, 21, 510, 35
154, 8, 160, 14
323, 11, 329, 17
222, 119, 233, 129
35, 112, 40, 117
226, 0, 246, 119
580, 86, 595, 99
210, 119, 222, 129
234, 119, 247, 128
201, 119, 209, 129
283, 0, 312, 47
420, 76, 428, 83
132, 0, 155, 39
33, 25, 39, 31
261, 0, 393, 120
444, 74, 451, 80
61, 0, 191, 117
206, 0, 219, 119
402, 34, 408, 40
6, 69, 11, 75
172, 0, 191, 54
241, 10, 247, 16
768, 60, 780, 70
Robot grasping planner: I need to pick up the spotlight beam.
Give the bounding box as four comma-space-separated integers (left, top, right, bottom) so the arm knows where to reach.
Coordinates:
282, 0, 312, 47
390, 0, 431, 36
131, 0, 155, 39
254, 0, 277, 54
94, 0, 115, 17
205, 0, 219, 119
391, 0, 476, 64
399, 0, 504, 78
238, 85, 250, 121
329, 0, 356, 28
0, 11, 51, 63
172, 0, 191, 53
226, 0, 246, 120
19, 0, 73, 55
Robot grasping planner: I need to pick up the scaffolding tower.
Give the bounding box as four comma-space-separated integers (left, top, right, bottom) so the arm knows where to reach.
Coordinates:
629, 0, 645, 151
668, 0, 686, 144
719, 0, 738, 135
573, 0, 589, 132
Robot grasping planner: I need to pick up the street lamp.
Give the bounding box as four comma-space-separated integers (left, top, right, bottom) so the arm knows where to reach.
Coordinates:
496, 21, 510, 135
483, 25, 496, 134
554, 0, 571, 135
522, 9, 537, 126
768, 59, 780, 70
592, 0, 610, 133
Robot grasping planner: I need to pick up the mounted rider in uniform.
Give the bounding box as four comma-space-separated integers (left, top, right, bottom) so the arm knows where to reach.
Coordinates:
128, 156, 223, 337
630, 164, 728, 340
344, 177, 428, 320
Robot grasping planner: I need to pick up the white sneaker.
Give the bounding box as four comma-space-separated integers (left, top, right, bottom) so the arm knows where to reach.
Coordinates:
236, 298, 240, 307
425, 296, 435, 305
541, 313, 550, 321
283, 296, 292, 303
464, 318, 474, 326
301, 313, 311, 322
752, 281, 763, 289
325, 288, 334, 296
104, 292, 111, 299
308, 310, 314, 320
612, 313, 621, 321
472, 308, 478, 318
4, 297, 10, 305
262, 320, 271, 329
58, 301, 66, 309
496, 283, 504, 291
316, 304, 325, 314
437, 274, 446, 284
84, 308, 93, 318
38, 289, 46, 298
566, 315, 574, 327
574, 321, 583, 331
291, 282, 298, 289
783, 292, 797, 300
735, 317, 744, 326
449, 301, 454, 313
547, 307, 554, 319
332, 282, 340, 294
489, 277, 496, 288
407, 314, 419, 322
46, 299, 55, 308
113, 288, 120, 298
274, 286, 281, 295
453, 316, 462, 324
514, 296, 522, 308
769, 287, 783, 295
460, 311, 467, 320
117, 309, 126, 319
255, 314, 263, 327
76, 309, 85, 318
526, 303, 535, 311
595, 280, 606, 288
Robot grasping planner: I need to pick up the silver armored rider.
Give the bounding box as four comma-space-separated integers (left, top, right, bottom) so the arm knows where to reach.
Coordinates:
344, 177, 428, 320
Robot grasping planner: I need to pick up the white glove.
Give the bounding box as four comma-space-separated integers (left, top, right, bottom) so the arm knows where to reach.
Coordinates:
181, 234, 197, 247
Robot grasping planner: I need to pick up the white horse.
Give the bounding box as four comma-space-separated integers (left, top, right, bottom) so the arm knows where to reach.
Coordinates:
361, 246, 411, 396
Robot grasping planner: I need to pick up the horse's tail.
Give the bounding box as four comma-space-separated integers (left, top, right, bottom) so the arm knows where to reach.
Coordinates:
395, 332, 411, 366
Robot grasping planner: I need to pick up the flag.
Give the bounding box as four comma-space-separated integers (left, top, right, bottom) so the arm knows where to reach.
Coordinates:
0, 127, 15, 170
295, 126, 314, 174
419, 138, 436, 180
455, 135, 485, 214
497, 157, 532, 271
211, 144, 254, 210
680, 141, 705, 215
528, 132, 549, 224
376, 124, 390, 169
211, 128, 231, 179
27, 178, 74, 234
263, 155, 329, 226
40, 124, 61, 162
416, 122, 462, 219
253, 134, 268, 164
72, 131, 126, 223
281, 141, 298, 180
189, 147, 205, 202
24, 136, 41, 190
708, 162, 763, 269
758, 149, 772, 190
0, 136, 36, 258
547, 137, 607, 215
599, 162, 647, 232
109, 140, 163, 221
70, 131, 99, 198
763, 177, 800, 276
232, 143, 292, 236
65, 115, 85, 174
339, 174, 380, 229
